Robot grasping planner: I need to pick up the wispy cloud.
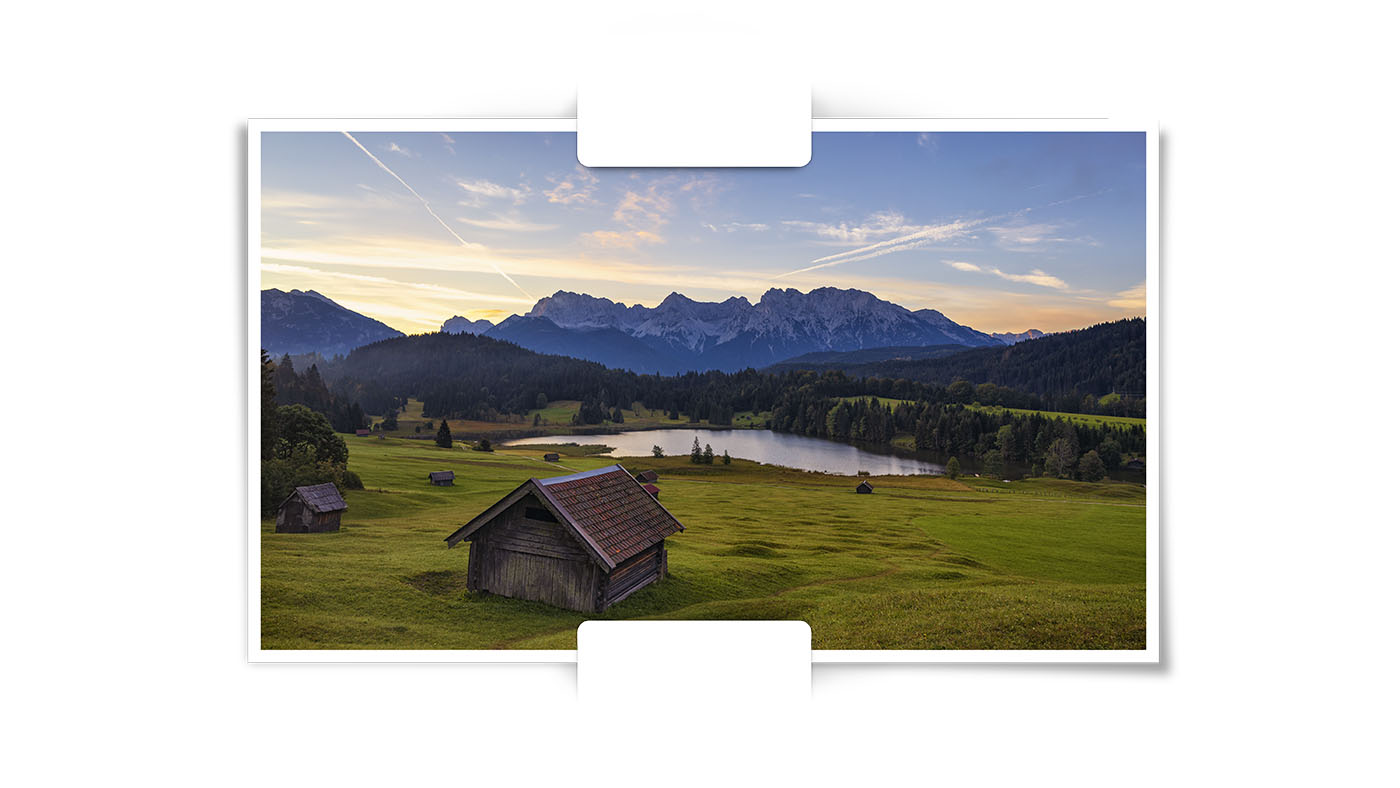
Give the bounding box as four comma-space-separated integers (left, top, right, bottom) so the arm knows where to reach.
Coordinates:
456, 178, 529, 206
783, 210, 949, 245
457, 214, 558, 232
339, 131, 533, 299
1107, 281, 1147, 309
917, 132, 937, 150
775, 217, 987, 278
613, 185, 673, 230
545, 166, 600, 206
582, 230, 664, 248
943, 258, 1069, 290
988, 221, 1099, 251
384, 142, 417, 158
703, 222, 769, 233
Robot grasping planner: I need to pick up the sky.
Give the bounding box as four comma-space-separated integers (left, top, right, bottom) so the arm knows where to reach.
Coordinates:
261, 131, 1146, 335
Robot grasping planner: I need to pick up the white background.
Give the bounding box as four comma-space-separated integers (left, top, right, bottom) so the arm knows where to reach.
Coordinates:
2, 2, 1396, 785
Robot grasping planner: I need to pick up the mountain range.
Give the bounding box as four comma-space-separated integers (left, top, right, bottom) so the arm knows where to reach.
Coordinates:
261, 289, 403, 358
481, 288, 1002, 373
261, 286, 1045, 371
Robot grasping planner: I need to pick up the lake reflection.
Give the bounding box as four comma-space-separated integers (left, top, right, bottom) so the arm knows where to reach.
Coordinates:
504, 428, 945, 476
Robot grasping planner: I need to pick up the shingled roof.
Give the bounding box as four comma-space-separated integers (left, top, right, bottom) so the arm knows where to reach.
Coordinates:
428, 471, 455, 483
289, 483, 347, 513
444, 464, 684, 568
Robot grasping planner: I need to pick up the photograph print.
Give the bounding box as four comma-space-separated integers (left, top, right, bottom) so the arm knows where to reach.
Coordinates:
255, 125, 1152, 655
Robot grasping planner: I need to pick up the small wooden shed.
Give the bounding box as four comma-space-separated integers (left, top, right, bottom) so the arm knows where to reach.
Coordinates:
642, 483, 660, 499
275, 483, 347, 533
355, 428, 370, 437
444, 464, 685, 613
855, 480, 874, 494
543, 452, 560, 462
429, 470, 455, 486
635, 469, 659, 483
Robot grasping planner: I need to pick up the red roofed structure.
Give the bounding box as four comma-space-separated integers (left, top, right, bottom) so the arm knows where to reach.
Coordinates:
444, 465, 684, 612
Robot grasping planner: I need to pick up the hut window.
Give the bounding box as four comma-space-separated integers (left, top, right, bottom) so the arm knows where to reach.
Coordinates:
524, 506, 554, 522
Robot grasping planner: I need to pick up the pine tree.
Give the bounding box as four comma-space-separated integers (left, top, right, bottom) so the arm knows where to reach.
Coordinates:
690, 437, 703, 464
702, 444, 715, 465
722, 449, 731, 465
435, 419, 453, 448
652, 445, 664, 458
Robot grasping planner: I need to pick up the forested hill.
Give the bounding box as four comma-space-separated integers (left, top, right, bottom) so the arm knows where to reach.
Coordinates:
768, 318, 1146, 410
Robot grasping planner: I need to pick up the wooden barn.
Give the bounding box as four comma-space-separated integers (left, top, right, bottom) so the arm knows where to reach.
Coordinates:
444, 464, 685, 613
856, 480, 874, 494
355, 428, 370, 437
275, 483, 347, 533
542, 452, 560, 462
429, 470, 455, 486
642, 483, 660, 499
635, 469, 659, 483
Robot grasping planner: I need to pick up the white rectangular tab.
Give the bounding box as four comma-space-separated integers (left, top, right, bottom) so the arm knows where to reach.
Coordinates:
577, 71, 810, 167
577, 621, 810, 703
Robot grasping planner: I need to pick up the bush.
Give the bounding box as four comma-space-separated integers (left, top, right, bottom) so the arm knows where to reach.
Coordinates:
945, 456, 961, 479
1078, 450, 1107, 482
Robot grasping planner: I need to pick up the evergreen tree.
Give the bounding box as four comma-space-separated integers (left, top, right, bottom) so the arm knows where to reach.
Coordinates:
945, 456, 961, 479
652, 444, 664, 458
435, 419, 453, 448
690, 437, 703, 464
722, 449, 731, 465
702, 443, 715, 464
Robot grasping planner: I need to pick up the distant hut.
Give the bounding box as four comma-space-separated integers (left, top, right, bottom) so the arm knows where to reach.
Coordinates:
355, 428, 370, 437
635, 469, 659, 483
444, 464, 685, 613
275, 483, 347, 533
429, 470, 455, 486
543, 452, 560, 462
855, 480, 874, 494
642, 483, 661, 499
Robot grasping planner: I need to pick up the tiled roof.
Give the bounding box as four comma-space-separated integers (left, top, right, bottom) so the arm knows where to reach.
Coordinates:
294, 483, 347, 513
536, 465, 683, 564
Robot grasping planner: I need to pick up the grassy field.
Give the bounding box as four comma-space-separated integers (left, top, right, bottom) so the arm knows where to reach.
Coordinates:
966, 404, 1146, 428
261, 437, 1146, 650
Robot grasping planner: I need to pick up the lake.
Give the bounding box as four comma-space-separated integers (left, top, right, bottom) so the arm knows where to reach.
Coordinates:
503, 428, 947, 476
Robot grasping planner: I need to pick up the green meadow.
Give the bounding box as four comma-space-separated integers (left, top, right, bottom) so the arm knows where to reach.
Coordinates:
261, 436, 1147, 650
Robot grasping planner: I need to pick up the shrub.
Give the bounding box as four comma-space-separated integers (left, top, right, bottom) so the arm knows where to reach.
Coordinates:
945, 456, 962, 480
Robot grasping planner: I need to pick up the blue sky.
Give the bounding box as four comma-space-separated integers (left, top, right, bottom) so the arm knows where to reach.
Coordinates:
261, 131, 1146, 334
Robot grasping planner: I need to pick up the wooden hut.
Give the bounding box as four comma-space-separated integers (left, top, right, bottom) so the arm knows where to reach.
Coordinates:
635, 469, 659, 483
355, 428, 370, 437
542, 452, 560, 462
429, 470, 455, 486
275, 483, 347, 533
642, 483, 660, 499
444, 464, 685, 613
855, 480, 874, 494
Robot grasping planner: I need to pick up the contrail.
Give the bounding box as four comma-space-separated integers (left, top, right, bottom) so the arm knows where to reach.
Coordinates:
774, 218, 987, 279
340, 131, 533, 299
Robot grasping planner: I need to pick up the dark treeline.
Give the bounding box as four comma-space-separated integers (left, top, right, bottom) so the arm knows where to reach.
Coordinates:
271, 354, 369, 433
771, 390, 1143, 479
310, 332, 1144, 480
770, 318, 1147, 417
260, 351, 362, 516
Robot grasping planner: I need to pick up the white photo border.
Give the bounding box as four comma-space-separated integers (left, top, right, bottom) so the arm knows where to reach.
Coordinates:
248, 117, 1159, 664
